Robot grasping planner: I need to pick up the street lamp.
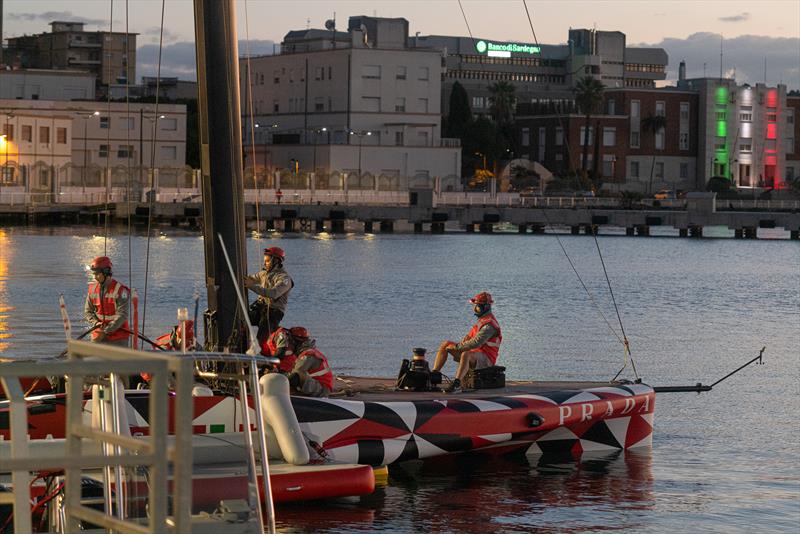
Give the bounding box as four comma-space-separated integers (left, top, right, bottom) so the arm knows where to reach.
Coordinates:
76, 110, 100, 194
312, 127, 327, 187
349, 130, 372, 183
255, 123, 278, 188
140, 112, 165, 194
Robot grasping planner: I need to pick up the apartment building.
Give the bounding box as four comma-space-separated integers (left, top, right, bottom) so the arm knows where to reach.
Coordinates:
239, 16, 461, 186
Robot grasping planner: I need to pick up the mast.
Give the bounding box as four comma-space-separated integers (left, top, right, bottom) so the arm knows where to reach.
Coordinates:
193, 0, 248, 351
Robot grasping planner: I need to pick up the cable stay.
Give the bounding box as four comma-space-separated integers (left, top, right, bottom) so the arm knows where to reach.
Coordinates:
243, 0, 262, 237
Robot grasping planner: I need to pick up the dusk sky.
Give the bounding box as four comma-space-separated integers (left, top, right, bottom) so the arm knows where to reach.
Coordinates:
5, 0, 800, 88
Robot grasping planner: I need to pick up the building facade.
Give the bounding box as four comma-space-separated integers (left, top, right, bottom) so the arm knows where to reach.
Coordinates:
6, 21, 137, 94
239, 16, 461, 188
0, 69, 96, 101
0, 99, 187, 192
786, 94, 799, 184
414, 29, 668, 118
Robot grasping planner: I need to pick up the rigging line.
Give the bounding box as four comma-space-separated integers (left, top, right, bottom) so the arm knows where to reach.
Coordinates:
590, 226, 640, 380
141, 0, 167, 338
124, 0, 133, 293
539, 208, 623, 345
521, 0, 539, 47
243, 0, 262, 235
103, 0, 115, 255
456, 0, 476, 43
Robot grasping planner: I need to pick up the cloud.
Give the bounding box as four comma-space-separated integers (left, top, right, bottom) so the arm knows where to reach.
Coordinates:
142, 26, 182, 44
136, 40, 277, 81
718, 12, 750, 23
635, 32, 800, 89
7, 11, 109, 27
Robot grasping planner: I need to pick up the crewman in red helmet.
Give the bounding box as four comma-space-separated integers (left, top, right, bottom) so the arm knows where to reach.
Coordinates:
83, 256, 131, 347
433, 291, 502, 393
244, 246, 294, 343
285, 327, 333, 397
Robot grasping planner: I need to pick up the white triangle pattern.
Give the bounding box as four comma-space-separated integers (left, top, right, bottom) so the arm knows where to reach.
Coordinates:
324, 442, 359, 464
300, 418, 362, 445
510, 394, 559, 405
376, 401, 417, 432
478, 433, 512, 443
463, 399, 511, 412
579, 439, 618, 452
413, 435, 450, 459
586, 386, 633, 397
315, 398, 366, 419
538, 426, 579, 442
381, 433, 414, 464
562, 391, 602, 404
604, 416, 631, 449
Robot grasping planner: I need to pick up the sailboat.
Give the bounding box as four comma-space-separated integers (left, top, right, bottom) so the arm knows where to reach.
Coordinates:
0, 0, 657, 529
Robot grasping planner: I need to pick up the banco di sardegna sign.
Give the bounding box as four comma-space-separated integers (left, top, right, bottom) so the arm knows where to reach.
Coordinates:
475, 40, 541, 57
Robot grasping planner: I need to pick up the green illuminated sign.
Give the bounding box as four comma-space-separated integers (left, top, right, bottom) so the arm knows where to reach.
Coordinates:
475, 40, 540, 55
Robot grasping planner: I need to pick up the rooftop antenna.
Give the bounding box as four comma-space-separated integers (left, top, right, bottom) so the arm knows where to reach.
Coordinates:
325, 13, 336, 48
306, 18, 310, 30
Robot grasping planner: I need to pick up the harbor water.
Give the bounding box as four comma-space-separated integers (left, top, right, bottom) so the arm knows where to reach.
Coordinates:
0, 226, 798, 532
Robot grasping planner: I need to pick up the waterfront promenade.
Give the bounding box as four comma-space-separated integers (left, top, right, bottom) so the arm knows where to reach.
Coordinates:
1, 188, 799, 239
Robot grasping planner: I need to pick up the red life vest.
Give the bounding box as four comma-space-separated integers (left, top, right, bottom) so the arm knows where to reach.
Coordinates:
88, 279, 130, 342
262, 327, 296, 373
466, 312, 502, 365
298, 348, 334, 391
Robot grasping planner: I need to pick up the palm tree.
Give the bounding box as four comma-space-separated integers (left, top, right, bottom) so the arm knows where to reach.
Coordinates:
642, 114, 667, 195
487, 81, 516, 126
573, 76, 604, 176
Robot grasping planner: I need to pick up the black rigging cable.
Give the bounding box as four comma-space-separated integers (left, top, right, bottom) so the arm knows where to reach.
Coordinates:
102, 0, 115, 255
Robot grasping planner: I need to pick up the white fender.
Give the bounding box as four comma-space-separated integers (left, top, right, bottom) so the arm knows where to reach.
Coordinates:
259, 373, 310, 465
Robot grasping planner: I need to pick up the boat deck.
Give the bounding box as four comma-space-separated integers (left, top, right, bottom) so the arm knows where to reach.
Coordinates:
332, 375, 634, 401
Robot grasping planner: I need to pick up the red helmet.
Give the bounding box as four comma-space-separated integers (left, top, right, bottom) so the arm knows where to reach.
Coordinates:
289, 326, 309, 340
90, 256, 113, 273
469, 292, 494, 305
263, 247, 285, 261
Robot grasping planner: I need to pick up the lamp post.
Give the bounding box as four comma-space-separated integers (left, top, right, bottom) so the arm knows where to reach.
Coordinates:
312, 127, 327, 190
349, 130, 372, 184
140, 113, 164, 197
76, 110, 100, 195
255, 123, 278, 189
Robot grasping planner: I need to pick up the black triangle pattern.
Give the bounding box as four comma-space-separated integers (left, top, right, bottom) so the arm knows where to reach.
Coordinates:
291, 397, 361, 423
411, 400, 447, 431
444, 400, 482, 413
536, 438, 578, 455
416, 433, 473, 453
357, 439, 385, 466
483, 397, 528, 409
127, 396, 150, 424
396, 435, 420, 463
579, 420, 622, 449
534, 389, 584, 404
362, 402, 414, 432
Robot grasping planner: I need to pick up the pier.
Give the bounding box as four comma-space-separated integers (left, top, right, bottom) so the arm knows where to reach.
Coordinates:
2, 189, 799, 239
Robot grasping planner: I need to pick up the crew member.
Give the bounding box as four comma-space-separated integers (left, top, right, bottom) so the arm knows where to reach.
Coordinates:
154, 320, 198, 351
244, 246, 293, 343
433, 292, 502, 393
84, 256, 131, 347
286, 327, 333, 398
261, 325, 297, 374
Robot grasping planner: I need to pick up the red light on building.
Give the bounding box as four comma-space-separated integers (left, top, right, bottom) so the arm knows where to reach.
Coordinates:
765, 154, 777, 165
767, 89, 778, 108
767, 123, 777, 139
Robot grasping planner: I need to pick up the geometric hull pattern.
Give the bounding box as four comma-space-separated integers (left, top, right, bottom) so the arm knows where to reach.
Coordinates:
3, 384, 655, 466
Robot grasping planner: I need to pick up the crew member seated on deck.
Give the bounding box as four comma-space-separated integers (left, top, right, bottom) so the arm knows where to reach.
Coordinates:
261, 325, 298, 374
84, 256, 131, 347
284, 327, 333, 398
433, 292, 502, 393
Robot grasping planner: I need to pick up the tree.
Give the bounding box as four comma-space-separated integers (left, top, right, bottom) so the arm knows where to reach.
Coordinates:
487, 81, 516, 126
573, 76, 604, 176
445, 81, 471, 138
642, 114, 667, 195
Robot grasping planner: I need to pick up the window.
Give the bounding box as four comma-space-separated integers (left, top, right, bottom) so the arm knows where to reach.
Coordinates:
396, 66, 407, 80
314, 97, 324, 112
120, 117, 134, 130
787, 167, 795, 181
395, 98, 406, 112
555, 127, 563, 146
395, 131, 404, 146
715, 111, 727, 121
418, 98, 429, 113
521, 128, 530, 147
39, 126, 50, 145
630, 161, 639, 178
2, 123, 13, 140
579, 126, 593, 146
21, 125, 32, 142
417, 131, 429, 146
655, 162, 664, 178
472, 96, 484, 109
655, 129, 665, 150
766, 112, 777, 122
607, 99, 615, 115
57, 127, 67, 144
327, 66, 332, 80
418, 67, 429, 81
161, 118, 177, 131
740, 142, 752, 152
314, 67, 323, 81
788, 138, 795, 154
631, 100, 640, 117
680, 163, 688, 179
740, 113, 752, 122
538, 127, 546, 162
603, 127, 616, 147
117, 145, 133, 158
99, 144, 109, 158
680, 132, 689, 150
100, 117, 109, 129
161, 146, 177, 160
630, 130, 640, 148
680, 102, 689, 120
273, 100, 279, 113
602, 155, 615, 177
362, 65, 381, 79
788, 112, 794, 124
362, 97, 380, 112
273, 70, 280, 84
655, 101, 665, 117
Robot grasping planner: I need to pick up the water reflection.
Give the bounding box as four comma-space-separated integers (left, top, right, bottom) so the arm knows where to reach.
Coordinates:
275, 450, 653, 533
0, 229, 12, 353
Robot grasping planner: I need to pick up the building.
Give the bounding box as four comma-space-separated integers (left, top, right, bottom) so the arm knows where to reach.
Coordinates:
786, 93, 799, 184
515, 87, 699, 193
678, 77, 791, 189
6, 21, 136, 94
414, 29, 668, 118
239, 16, 461, 189
0, 99, 188, 194
0, 69, 96, 101
108, 77, 199, 101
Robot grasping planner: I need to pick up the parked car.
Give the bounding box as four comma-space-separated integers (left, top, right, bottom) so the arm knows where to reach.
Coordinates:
654, 189, 676, 199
